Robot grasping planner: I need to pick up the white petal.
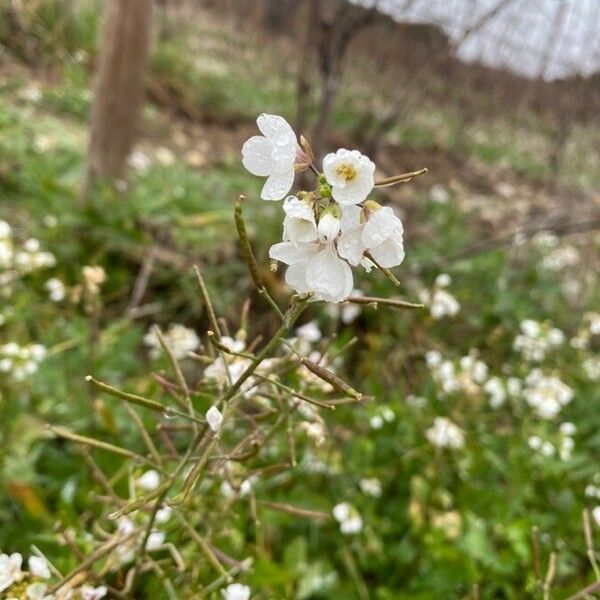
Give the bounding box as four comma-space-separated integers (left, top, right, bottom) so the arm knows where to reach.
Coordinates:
257, 113, 295, 144
340, 204, 362, 232
28, 556, 51, 580
285, 260, 311, 293
334, 175, 373, 205
284, 217, 318, 244
361, 207, 402, 248
269, 241, 317, 265
306, 245, 352, 303
241, 136, 274, 176
337, 226, 365, 266
369, 231, 405, 268
261, 169, 294, 201
317, 213, 341, 241
206, 406, 223, 432
283, 196, 315, 222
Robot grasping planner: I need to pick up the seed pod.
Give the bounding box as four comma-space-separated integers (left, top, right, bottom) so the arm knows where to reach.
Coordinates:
300, 358, 362, 400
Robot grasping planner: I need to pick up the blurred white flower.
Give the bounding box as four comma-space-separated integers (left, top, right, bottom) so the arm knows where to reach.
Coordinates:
28, 556, 51, 579
146, 531, 165, 551
429, 289, 460, 319
426, 417, 465, 449
129, 149, 151, 171
242, 113, 298, 201
429, 184, 449, 204
137, 470, 160, 491
583, 357, 600, 381
221, 583, 251, 600
359, 477, 382, 497
514, 320, 564, 362
144, 324, 199, 360
82, 266, 106, 295
206, 406, 224, 432
296, 321, 322, 343
560, 422, 577, 436
593, 507, 600, 527
45, 277, 66, 302
323, 148, 375, 206
80, 585, 108, 600
332, 502, 363, 534
484, 377, 506, 408
524, 369, 573, 419
0, 553, 23, 592
369, 415, 384, 429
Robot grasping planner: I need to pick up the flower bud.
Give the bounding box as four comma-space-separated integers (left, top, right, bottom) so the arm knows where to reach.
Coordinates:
317, 210, 341, 241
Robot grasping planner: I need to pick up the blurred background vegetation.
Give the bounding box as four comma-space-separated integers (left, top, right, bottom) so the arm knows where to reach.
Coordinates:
0, 0, 599, 598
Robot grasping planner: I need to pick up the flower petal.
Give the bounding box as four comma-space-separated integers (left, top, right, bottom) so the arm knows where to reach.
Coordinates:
332, 173, 374, 205
241, 135, 274, 176
257, 113, 295, 144
361, 206, 402, 248
285, 259, 311, 294
261, 169, 294, 201
269, 241, 317, 265
369, 231, 405, 268
306, 245, 353, 303
337, 226, 365, 266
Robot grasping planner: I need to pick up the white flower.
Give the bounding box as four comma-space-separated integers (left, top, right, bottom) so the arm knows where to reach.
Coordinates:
295, 321, 322, 343
322, 148, 375, 205
359, 477, 382, 497
593, 507, 600, 527
221, 583, 251, 600
45, 278, 66, 302
338, 204, 405, 268
282, 196, 317, 245
484, 377, 506, 408
524, 369, 573, 419
80, 585, 108, 600
426, 417, 465, 449
26, 582, 52, 600
28, 556, 51, 579
332, 502, 363, 534
137, 469, 160, 491
429, 184, 449, 204
206, 406, 224, 432
146, 531, 165, 551
144, 324, 199, 360
369, 415, 384, 430
269, 238, 353, 303
528, 435, 542, 450
435, 273, 452, 287
430, 289, 460, 319
155, 505, 172, 524
242, 113, 298, 201
560, 422, 576, 436
0, 553, 23, 592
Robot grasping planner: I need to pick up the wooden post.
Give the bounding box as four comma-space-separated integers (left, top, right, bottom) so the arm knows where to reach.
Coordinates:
86, 0, 153, 187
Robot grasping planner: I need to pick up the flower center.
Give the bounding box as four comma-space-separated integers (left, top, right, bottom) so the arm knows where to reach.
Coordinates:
336, 163, 357, 182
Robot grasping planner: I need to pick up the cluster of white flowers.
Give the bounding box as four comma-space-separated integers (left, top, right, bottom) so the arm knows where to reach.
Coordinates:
425, 349, 488, 396
242, 114, 405, 303
0, 552, 106, 599
359, 477, 382, 497
570, 312, 600, 351
369, 406, 395, 430
513, 319, 565, 362
528, 422, 576, 461
221, 583, 251, 600
0, 342, 47, 381
144, 323, 200, 360
429, 184, 450, 204
425, 416, 465, 449
582, 356, 600, 381
332, 502, 363, 534
45, 277, 66, 302
419, 274, 460, 320
0, 222, 56, 292
540, 245, 579, 272
523, 369, 574, 420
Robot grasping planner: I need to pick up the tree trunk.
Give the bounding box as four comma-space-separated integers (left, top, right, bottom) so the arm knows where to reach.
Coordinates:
86, 0, 153, 187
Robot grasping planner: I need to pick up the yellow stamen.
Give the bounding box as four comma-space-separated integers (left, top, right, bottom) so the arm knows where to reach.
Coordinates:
336, 163, 357, 182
